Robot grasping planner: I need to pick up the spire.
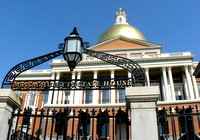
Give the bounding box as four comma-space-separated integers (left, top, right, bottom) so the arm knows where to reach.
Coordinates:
115, 8, 128, 25
118, 8, 123, 14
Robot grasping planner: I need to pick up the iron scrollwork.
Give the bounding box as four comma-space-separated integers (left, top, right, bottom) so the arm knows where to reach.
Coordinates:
83, 49, 146, 85
2, 45, 146, 88
1, 50, 64, 88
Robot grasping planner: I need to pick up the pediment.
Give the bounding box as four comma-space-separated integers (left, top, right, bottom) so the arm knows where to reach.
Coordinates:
89, 36, 161, 51
94, 40, 148, 51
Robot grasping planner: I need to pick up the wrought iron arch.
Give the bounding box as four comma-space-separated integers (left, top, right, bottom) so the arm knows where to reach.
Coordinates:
1, 50, 63, 88
2, 46, 146, 88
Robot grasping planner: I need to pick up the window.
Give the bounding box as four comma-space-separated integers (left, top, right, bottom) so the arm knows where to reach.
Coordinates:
43, 91, 49, 105
85, 90, 92, 104
179, 108, 194, 134
158, 117, 169, 139
119, 17, 122, 22
175, 86, 183, 100
100, 121, 109, 138
97, 113, 109, 138
116, 112, 128, 140
79, 112, 90, 136
29, 90, 36, 106
55, 112, 65, 135
102, 90, 110, 104
118, 89, 125, 103
64, 90, 70, 104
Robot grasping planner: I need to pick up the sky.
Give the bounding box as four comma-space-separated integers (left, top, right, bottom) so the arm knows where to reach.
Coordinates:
0, 0, 200, 86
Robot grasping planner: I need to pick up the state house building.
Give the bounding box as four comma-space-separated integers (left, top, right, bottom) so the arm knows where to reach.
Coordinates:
13, 8, 200, 140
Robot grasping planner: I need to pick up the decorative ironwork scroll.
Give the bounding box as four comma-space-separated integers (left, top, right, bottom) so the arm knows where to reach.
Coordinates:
1, 50, 64, 88
83, 49, 146, 85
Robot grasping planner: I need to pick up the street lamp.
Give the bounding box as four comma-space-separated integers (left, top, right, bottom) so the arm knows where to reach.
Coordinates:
63, 27, 83, 71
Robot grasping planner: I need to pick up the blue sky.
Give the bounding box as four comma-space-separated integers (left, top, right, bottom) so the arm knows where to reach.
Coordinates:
0, 1, 200, 86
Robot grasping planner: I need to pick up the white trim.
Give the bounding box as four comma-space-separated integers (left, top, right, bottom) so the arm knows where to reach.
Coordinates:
44, 103, 126, 108
157, 99, 200, 105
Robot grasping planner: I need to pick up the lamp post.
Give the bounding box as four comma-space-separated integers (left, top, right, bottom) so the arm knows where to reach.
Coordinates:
63, 27, 83, 71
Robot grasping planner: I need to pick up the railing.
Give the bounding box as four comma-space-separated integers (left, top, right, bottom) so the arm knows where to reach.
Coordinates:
8, 107, 130, 140
157, 105, 200, 140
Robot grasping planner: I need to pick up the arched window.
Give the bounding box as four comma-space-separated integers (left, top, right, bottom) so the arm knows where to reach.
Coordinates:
119, 17, 122, 22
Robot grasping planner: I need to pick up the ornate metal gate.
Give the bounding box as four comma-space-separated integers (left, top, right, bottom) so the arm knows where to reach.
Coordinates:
8, 107, 130, 140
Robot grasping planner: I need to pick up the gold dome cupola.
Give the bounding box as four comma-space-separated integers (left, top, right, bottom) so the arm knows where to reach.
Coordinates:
115, 8, 128, 25
97, 8, 146, 43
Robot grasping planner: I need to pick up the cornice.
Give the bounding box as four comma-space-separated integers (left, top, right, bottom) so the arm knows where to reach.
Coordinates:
17, 72, 52, 77
0, 89, 22, 109
50, 55, 194, 67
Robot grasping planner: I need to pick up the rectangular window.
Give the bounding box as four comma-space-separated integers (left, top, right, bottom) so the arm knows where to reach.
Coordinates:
118, 89, 125, 103
43, 91, 49, 105
102, 90, 110, 104
175, 86, 183, 100
85, 90, 92, 104
65, 91, 70, 104
29, 90, 36, 106
101, 123, 109, 138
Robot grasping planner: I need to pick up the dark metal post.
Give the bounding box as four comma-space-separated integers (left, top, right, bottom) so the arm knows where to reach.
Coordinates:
6, 107, 16, 140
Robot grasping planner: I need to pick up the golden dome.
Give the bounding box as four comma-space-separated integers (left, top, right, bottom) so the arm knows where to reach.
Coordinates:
97, 24, 146, 43
97, 8, 146, 43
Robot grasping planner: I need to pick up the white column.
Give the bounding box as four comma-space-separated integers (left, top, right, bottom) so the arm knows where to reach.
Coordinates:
161, 67, 170, 101
55, 72, 61, 104
160, 75, 165, 101
167, 66, 176, 101
93, 70, 99, 104
189, 66, 199, 99
182, 73, 189, 100
48, 72, 55, 104
144, 67, 150, 86
56, 72, 63, 104
110, 69, 115, 104
52, 72, 60, 104
184, 65, 194, 99
70, 71, 76, 104
76, 71, 82, 104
